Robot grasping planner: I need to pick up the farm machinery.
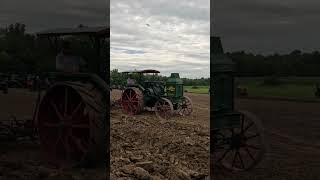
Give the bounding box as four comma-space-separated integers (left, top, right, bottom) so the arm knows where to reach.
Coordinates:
0, 26, 110, 168
120, 70, 193, 120
211, 36, 267, 171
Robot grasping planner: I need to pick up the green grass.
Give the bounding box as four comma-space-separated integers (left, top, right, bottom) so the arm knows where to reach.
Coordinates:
236, 77, 320, 99
184, 86, 209, 94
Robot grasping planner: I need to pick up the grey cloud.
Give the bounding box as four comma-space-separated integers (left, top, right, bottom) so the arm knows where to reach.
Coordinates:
111, 0, 210, 78
213, 0, 320, 54
0, 0, 109, 32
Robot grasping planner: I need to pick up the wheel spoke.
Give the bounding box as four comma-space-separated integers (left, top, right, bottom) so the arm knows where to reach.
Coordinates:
246, 144, 260, 150
43, 122, 59, 128
245, 147, 255, 161
54, 132, 63, 156
246, 133, 260, 140
71, 136, 87, 153
237, 150, 245, 169
125, 92, 130, 101
128, 103, 133, 113
217, 148, 231, 162
71, 101, 84, 118
232, 150, 237, 168
242, 122, 254, 133
241, 115, 245, 131
50, 100, 64, 121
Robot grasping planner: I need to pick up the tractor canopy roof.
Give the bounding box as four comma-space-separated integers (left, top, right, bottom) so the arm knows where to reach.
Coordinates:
122, 69, 160, 74
36, 26, 109, 38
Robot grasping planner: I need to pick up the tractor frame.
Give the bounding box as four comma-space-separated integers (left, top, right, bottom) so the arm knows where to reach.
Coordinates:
211, 36, 267, 171
120, 70, 193, 120
29, 26, 110, 168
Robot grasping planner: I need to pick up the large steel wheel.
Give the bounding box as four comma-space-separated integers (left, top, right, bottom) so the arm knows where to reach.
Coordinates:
155, 98, 174, 120
213, 110, 266, 171
177, 96, 193, 116
121, 87, 143, 115
36, 82, 107, 168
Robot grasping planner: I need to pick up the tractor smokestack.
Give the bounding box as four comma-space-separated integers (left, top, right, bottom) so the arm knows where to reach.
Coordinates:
212, 36, 224, 54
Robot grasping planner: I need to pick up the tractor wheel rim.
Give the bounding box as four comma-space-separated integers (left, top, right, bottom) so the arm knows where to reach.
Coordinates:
155, 98, 173, 119
213, 111, 266, 171
38, 85, 90, 167
122, 88, 141, 115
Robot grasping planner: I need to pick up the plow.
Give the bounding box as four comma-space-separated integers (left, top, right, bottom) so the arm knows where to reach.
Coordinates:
0, 26, 110, 168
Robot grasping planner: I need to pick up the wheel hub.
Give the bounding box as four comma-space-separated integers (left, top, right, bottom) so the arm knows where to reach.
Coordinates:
230, 134, 246, 149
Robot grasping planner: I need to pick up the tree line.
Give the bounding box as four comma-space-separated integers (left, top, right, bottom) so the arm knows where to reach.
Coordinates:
228, 50, 320, 77
1, 23, 320, 84
110, 69, 210, 86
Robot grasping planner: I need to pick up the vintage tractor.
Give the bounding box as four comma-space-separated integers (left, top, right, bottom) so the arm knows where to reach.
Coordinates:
33, 26, 109, 168
211, 36, 267, 171
120, 70, 193, 120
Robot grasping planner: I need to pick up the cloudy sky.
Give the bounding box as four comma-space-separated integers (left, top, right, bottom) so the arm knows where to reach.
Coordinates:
111, 0, 210, 78
213, 0, 320, 55
0, 0, 109, 32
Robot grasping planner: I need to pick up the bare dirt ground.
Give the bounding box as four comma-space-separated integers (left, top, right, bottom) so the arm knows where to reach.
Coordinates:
216, 99, 320, 180
0, 89, 106, 180
1, 89, 320, 180
0, 89, 210, 180
110, 90, 210, 179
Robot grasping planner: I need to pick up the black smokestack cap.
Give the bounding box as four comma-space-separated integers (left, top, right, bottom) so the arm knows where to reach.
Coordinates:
211, 36, 224, 54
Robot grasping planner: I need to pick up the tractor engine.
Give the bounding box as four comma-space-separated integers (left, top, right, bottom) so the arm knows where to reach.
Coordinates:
165, 73, 183, 98
144, 82, 165, 97
142, 81, 165, 107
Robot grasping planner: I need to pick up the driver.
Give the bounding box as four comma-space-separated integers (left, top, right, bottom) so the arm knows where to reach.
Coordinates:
56, 41, 86, 73
127, 74, 136, 86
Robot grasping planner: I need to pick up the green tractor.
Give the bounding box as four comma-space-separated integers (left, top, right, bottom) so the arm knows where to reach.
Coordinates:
33, 26, 109, 168
120, 69, 193, 120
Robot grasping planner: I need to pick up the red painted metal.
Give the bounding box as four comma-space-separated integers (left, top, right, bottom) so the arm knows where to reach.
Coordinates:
121, 87, 143, 115
37, 83, 93, 167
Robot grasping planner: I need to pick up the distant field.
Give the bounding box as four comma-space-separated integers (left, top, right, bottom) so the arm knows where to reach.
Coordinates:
184, 86, 209, 94
236, 77, 320, 99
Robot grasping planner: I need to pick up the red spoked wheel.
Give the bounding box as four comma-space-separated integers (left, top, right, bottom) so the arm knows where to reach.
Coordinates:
37, 82, 106, 168
155, 98, 174, 120
213, 110, 266, 171
177, 96, 193, 116
121, 87, 143, 115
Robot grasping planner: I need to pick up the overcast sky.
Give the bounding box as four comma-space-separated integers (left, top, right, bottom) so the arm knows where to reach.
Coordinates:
213, 0, 320, 55
0, 0, 109, 32
111, 0, 210, 78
